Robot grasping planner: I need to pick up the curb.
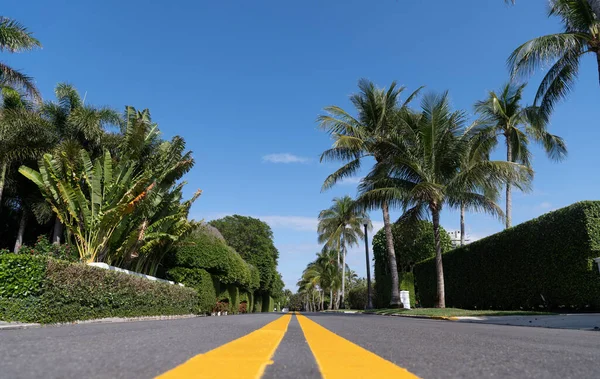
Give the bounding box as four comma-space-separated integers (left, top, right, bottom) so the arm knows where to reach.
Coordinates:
363, 312, 458, 321
0, 314, 201, 331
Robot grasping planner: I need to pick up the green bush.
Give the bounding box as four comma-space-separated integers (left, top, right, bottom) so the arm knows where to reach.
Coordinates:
348, 286, 368, 310
17, 236, 79, 262
168, 231, 258, 291
167, 267, 217, 314
414, 201, 600, 310
373, 220, 451, 308
0, 254, 47, 298
0, 255, 199, 323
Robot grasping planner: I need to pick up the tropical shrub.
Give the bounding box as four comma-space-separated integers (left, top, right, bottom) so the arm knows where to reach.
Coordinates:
414, 201, 600, 310
0, 254, 198, 323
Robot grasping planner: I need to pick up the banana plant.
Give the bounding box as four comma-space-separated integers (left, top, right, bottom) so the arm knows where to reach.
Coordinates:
19, 149, 154, 263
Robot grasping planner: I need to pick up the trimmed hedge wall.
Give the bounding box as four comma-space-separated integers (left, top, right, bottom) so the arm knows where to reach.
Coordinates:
167, 267, 217, 314
414, 201, 600, 310
0, 254, 198, 323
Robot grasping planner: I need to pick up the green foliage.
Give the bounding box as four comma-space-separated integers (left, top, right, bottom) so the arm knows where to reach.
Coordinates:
0, 16, 42, 100
261, 294, 274, 313
288, 293, 304, 311
168, 229, 258, 291
414, 201, 600, 310
19, 150, 154, 263
347, 285, 369, 310
254, 295, 263, 313
373, 220, 450, 308
0, 254, 46, 298
107, 107, 200, 275
209, 215, 279, 292
0, 254, 198, 323
17, 235, 78, 262
373, 220, 452, 272
167, 267, 217, 315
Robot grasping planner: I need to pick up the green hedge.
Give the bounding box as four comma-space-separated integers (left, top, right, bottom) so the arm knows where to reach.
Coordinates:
167, 267, 217, 314
414, 201, 600, 310
169, 232, 259, 291
0, 255, 199, 323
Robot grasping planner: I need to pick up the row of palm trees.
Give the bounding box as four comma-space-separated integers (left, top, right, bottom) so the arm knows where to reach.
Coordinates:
317, 81, 566, 308
311, 0, 597, 309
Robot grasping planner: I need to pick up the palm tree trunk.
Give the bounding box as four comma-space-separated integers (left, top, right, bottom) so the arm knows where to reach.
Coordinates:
460, 202, 465, 246
52, 216, 63, 245
382, 200, 402, 308
0, 161, 7, 208
329, 289, 334, 310
13, 210, 27, 253
505, 133, 513, 229
432, 207, 445, 308
340, 244, 347, 309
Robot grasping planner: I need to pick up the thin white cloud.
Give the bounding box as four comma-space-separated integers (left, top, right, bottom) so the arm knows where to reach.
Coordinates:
539, 202, 552, 210
259, 215, 318, 231
338, 177, 362, 185
262, 153, 309, 164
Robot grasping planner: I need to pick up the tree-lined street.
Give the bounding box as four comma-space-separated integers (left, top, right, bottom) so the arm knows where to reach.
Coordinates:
1, 313, 599, 378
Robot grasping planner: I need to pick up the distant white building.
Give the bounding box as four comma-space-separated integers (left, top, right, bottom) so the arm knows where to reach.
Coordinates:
448, 230, 470, 248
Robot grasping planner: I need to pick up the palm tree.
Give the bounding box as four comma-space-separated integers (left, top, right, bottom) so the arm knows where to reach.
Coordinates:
318, 196, 370, 309
357, 92, 532, 307
508, 0, 600, 119
475, 83, 566, 228
0, 17, 42, 101
318, 79, 422, 308
43, 83, 121, 243
0, 87, 54, 251
300, 247, 341, 310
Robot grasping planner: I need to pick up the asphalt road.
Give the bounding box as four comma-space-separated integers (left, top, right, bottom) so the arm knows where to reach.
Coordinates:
1, 312, 599, 378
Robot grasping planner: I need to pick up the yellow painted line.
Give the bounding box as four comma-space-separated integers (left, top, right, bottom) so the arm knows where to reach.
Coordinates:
156, 314, 291, 379
296, 313, 420, 378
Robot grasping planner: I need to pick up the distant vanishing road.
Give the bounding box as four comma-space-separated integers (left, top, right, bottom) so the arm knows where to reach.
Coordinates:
1, 312, 599, 378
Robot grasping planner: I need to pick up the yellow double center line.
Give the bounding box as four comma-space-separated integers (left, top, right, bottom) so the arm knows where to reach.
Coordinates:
157, 312, 419, 378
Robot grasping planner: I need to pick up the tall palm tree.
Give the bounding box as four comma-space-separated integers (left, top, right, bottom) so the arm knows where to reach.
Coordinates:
357, 92, 532, 307
318, 79, 422, 308
508, 0, 600, 119
318, 196, 370, 309
0, 17, 42, 101
0, 87, 54, 251
43, 83, 120, 243
475, 83, 566, 228
457, 124, 501, 245
300, 247, 341, 310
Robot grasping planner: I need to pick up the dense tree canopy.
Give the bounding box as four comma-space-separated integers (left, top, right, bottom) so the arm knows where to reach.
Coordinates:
209, 215, 280, 292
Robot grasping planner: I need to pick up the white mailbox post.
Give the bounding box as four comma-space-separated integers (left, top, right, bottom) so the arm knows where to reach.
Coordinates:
400, 290, 411, 310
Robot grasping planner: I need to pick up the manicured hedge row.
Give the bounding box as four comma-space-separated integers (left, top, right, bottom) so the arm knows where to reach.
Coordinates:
0, 254, 199, 323
169, 232, 260, 291
167, 267, 217, 314
414, 201, 600, 310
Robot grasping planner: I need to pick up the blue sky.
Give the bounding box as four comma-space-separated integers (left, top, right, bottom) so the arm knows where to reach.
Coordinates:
5, 0, 600, 290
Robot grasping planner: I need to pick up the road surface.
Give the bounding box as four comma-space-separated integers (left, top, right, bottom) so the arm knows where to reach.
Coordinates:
1, 312, 598, 378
